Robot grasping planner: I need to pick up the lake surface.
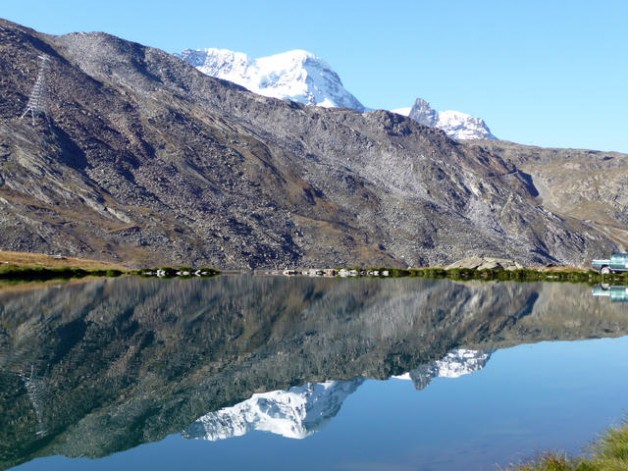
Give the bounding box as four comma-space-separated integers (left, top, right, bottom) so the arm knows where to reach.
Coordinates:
1, 276, 627, 470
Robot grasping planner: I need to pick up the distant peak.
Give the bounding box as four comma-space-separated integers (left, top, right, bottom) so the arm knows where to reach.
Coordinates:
409, 98, 438, 127
408, 97, 496, 140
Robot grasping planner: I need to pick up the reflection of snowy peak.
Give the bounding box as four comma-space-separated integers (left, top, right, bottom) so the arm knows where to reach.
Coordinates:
396, 349, 491, 390
178, 48, 366, 111
183, 379, 363, 441
407, 98, 496, 140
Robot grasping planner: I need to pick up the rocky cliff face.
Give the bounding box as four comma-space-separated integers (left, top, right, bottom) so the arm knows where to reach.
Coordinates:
0, 19, 624, 268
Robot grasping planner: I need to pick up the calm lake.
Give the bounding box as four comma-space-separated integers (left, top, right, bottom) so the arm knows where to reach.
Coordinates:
1, 276, 627, 471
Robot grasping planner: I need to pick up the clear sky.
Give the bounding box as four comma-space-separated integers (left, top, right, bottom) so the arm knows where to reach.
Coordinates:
2, 1, 627, 153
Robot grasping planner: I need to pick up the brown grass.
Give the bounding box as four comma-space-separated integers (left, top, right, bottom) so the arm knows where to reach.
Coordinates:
0, 250, 130, 272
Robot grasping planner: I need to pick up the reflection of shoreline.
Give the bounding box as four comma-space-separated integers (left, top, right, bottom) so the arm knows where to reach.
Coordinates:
184, 349, 491, 442
592, 284, 628, 302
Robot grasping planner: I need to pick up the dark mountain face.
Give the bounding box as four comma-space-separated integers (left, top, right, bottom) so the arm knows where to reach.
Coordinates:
0, 19, 622, 268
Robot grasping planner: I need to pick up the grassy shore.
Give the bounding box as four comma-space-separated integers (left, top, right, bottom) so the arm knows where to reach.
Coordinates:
405, 267, 626, 284
0, 250, 130, 280
1, 250, 625, 284
510, 424, 628, 470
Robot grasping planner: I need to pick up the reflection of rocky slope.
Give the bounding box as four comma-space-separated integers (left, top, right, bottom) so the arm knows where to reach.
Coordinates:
1, 277, 628, 468
184, 379, 363, 441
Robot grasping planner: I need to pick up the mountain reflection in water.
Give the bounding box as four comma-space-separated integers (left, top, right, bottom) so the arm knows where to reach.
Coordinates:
184, 347, 490, 442
1, 276, 627, 470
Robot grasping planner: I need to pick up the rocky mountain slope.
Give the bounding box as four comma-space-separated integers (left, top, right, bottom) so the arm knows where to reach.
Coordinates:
0, 19, 625, 268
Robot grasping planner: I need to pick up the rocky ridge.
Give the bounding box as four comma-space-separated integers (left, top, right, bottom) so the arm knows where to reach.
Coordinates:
179, 47, 496, 140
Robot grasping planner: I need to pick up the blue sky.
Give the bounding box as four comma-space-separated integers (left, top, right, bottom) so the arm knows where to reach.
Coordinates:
2, 1, 627, 153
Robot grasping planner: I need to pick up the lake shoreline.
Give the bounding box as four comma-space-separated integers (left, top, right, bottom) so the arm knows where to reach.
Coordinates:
1, 249, 624, 284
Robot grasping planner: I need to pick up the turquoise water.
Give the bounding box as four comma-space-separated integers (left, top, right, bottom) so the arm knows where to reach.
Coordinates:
2, 276, 627, 470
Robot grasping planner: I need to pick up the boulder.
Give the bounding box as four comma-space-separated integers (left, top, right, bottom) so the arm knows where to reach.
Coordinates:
446, 257, 523, 271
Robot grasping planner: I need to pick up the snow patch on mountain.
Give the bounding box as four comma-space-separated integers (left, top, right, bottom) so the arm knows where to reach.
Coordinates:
183, 379, 364, 442
178, 48, 366, 111
408, 98, 497, 140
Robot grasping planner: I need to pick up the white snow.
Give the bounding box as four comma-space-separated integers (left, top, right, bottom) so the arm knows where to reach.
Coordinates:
391, 107, 412, 117
436, 110, 496, 140
178, 48, 366, 110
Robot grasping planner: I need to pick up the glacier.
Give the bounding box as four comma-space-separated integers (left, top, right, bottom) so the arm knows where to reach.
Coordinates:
178, 48, 366, 111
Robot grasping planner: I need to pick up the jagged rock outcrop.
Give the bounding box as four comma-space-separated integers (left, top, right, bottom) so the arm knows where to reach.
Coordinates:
408, 98, 496, 140
0, 19, 624, 269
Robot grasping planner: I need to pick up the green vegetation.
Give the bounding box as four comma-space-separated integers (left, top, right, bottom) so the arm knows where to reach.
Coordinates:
0, 265, 124, 281
342, 266, 628, 284
408, 268, 609, 283
510, 424, 628, 470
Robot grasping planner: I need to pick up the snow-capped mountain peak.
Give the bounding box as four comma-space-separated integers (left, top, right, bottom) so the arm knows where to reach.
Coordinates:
407, 98, 496, 140
178, 48, 366, 110
178, 48, 496, 139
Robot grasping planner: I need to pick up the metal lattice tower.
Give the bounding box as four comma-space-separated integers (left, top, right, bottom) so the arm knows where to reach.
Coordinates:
20, 55, 51, 126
